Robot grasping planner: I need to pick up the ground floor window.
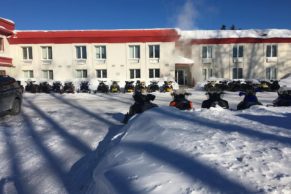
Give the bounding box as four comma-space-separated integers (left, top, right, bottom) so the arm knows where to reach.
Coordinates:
42, 70, 53, 79
23, 70, 34, 78
76, 69, 87, 78
149, 68, 160, 78
0, 70, 6, 76
96, 69, 107, 78
202, 68, 213, 80
130, 69, 140, 79
232, 68, 243, 79
266, 67, 277, 80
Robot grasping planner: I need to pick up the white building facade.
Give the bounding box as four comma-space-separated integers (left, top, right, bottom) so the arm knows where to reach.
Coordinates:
1, 17, 291, 86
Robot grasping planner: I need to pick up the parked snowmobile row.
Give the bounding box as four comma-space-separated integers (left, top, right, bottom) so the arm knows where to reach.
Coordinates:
204, 79, 280, 92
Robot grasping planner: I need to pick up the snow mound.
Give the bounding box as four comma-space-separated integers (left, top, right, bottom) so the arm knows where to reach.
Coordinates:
89, 106, 291, 194
280, 74, 291, 87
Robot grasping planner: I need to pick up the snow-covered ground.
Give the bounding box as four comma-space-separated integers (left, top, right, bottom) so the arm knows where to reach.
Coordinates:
0, 90, 291, 193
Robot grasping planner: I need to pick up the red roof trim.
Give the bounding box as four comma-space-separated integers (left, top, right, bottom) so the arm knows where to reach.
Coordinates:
8, 29, 179, 44
0, 27, 13, 36
0, 18, 15, 31
0, 56, 13, 67
191, 38, 291, 44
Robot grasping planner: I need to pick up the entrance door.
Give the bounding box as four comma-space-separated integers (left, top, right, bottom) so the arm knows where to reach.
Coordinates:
175, 69, 186, 85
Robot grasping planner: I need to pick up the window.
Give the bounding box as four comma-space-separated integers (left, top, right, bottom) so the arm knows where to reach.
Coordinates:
0, 38, 4, 51
232, 68, 243, 79
96, 69, 107, 78
43, 70, 53, 79
266, 45, 277, 57
202, 46, 213, 58
149, 45, 160, 58
233, 45, 243, 58
0, 70, 6, 76
149, 69, 160, 78
23, 70, 34, 78
202, 68, 213, 80
129, 45, 140, 59
76, 69, 88, 78
22, 47, 33, 60
130, 69, 141, 79
42, 46, 52, 60
96, 46, 106, 59
266, 67, 277, 80
76, 46, 87, 59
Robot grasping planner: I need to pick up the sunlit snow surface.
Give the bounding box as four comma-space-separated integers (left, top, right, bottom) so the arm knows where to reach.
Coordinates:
1, 90, 291, 194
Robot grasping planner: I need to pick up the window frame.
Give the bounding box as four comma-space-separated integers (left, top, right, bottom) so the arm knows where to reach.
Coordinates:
149, 45, 160, 59
232, 67, 243, 79
22, 47, 33, 60
233, 45, 244, 58
42, 70, 54, 80
149, 68, 160, 78
95, 45, 107, 59
96, 69, 107, 78
76, 69, 88, 78
23, 70, 34, 78
129, 45, 140, 59
202, 68, 213, 80
266, 67, 277, 80
266, 44, 278, 58
202, 46, 213, 59
41, 46, 53, 60
130, 69, 141, 79
76, 46, 87, 59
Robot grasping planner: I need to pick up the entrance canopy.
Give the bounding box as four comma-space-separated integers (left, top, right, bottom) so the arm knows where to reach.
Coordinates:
174, 56, 194, 65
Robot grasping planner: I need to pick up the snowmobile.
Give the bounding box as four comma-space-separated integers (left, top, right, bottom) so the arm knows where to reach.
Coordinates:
258, 80, 271, 92
77, 81, 90, 93
135, 80, 147, 93
96, 81, 109, 93
204, 81, 216, 91
147, 81, 160, 93
169, 90, 193, 110
39, 81, 52, 93
161, 81, 173, 92
63, 82, 75, 93
25, 80, 39, 93
227, 80, 242, 92
270, 80, 280, 92
272, 87, 291, 106
237, 87, 262, 110
124, 81, 135, 93
52, 81, 63, 93
201, 88, 229, 109
123, 92, 158, 124
110, 81, 121, 93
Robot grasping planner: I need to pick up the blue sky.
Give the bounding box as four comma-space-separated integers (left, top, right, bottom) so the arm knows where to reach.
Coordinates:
2, 0, 291, 30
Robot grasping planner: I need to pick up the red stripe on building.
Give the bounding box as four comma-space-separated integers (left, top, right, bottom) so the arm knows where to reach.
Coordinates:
0, 27, 13, 36
191, 37, 291, 44
8, 29, 180, 44
0, 56, 13, 67
0, 18, 15, 31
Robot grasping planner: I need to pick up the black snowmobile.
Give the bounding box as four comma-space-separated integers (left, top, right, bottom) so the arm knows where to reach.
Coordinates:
52, 81, 63, 93
237, 87, 262, 110
170, 90, 193, 110
135, 80, 147, 93
63, 82, 75, 93
123, 92, 158, 124
273, 87, 291, 106
78, 81, 90, 93
201, 88, 229, 109
96, 81, 109, 93
124, 81, 135, 93
110, 81, 121, 93
147, 81, 160, 93
25, 80, 39, 93
39, 81, 52, 93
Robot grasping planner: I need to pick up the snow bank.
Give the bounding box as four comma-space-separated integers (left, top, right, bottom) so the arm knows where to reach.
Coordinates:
280, 74, 291, 87
89, 106, 291, 194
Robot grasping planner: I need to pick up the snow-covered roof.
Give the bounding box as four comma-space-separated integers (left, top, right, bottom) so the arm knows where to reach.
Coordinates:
179, 29, 291, 40
0, 17, 15, 24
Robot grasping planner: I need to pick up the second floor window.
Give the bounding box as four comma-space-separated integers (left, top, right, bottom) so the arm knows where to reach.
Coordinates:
23, 70, 34, 78
96, 69, 107, 78
0, 38, 4, 51
202, 46, 213, 58
149, 69, 160, 78
76, 69, 87, 78
43, 70, 53, 79
149, 45, 160, 58
129, 45, 140, 59
233, 45, 243, 58
42, 46, 52, 60
130, 69, 141, 79
233, 68, 243, 79
22, 47, 33, 60
96, 46, 106, 59
266, 45, 277, 57
76, 46, 87, 59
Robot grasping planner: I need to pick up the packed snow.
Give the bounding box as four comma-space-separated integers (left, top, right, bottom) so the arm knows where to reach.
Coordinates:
0, 90, 291, 194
